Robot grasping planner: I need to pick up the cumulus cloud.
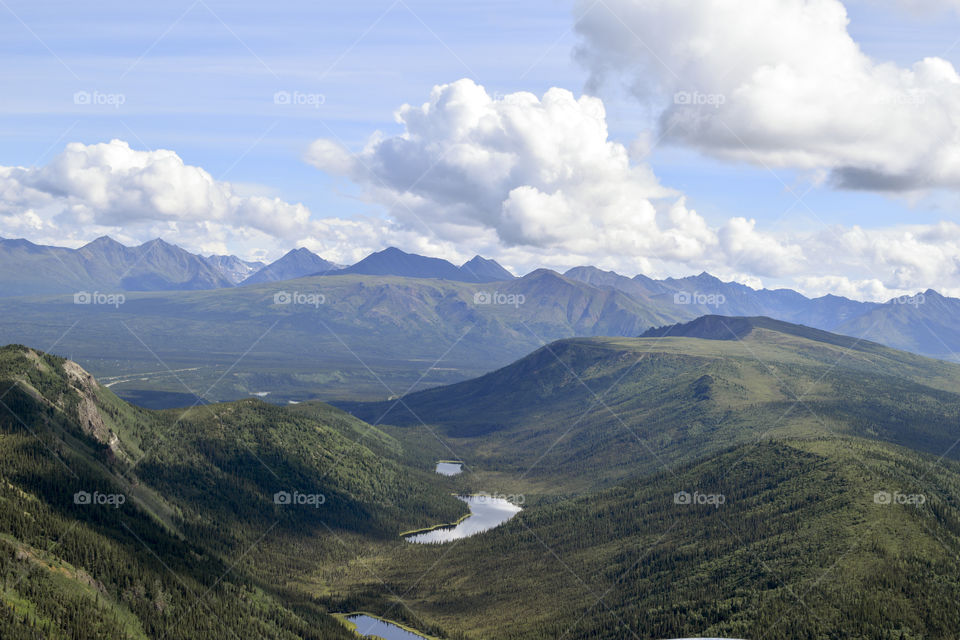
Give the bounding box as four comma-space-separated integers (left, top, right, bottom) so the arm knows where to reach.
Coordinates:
5, 86, 960, 301
301, 79, 960, 299
0, 139, 397, 263
718, 217, 805, 276
306, 79, 741, 267
574, 0, 960, 191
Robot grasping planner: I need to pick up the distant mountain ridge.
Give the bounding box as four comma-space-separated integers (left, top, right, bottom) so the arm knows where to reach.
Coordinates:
241, 247, 340, 285
1, 235, 958, 364
0, 237, 516, 294
461, 254, 516, 282
0, 235, 236, 294
563, 265, 881, 330
333, 246, 515, 283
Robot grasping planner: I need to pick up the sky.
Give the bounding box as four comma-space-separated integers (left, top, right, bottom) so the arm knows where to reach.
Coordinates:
4, 0, 960, 299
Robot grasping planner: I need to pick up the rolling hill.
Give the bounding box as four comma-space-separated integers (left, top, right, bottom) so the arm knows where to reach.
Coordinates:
318, 320, 960, 639
341, 316, 960, 490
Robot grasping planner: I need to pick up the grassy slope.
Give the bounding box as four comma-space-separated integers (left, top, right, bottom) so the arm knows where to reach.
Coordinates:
341, 320, 960, 492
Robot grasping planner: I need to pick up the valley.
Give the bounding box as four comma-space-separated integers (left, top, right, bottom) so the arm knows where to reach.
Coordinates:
3, 314, 960, 638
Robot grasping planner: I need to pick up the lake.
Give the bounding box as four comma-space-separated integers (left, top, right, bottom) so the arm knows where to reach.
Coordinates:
435, 461, 462, 476
344, 614, 431, 640
405, 495, 521, 543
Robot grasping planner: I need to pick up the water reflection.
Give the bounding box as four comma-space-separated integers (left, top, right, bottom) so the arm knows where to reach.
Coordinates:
345, 614, 430, 640
435, 461, 463, 476
406, 495, 521, 543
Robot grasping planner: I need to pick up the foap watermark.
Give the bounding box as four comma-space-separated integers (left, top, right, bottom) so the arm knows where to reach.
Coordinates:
273, 90, 325, 108
473, 291, 525, 308
673, 291, 726, 308
472, 491, 525, 505
273, 291, 325, 307
674, 91, 726, 108
674, 490, 725, 508
73, 90, 126, 108
874, 490, 926, 506
74, 490, 126, 508
891, 293, 925, 308
74, 291, 125, 308
871, 91, 926, 107
273, 490, 325, 508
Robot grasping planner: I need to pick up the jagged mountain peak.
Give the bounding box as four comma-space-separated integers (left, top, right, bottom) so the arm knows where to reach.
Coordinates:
461, 255, 515, 282
82, 235, 125, 249
240, 246, 338, 285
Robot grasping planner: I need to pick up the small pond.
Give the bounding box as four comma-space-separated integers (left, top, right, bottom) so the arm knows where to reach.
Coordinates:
435, 461, 463, 476
344, 614, 431, 639
405, 495, 521, 544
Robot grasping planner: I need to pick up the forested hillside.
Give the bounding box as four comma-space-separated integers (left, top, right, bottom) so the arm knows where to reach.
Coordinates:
0, 345, 461, 639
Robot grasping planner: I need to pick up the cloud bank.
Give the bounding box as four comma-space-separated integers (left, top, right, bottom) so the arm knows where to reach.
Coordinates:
574, 0, 960, 191
0, 139, 400, 264
306, 79, 960, 299
307, 79, 779, 275
4, 81, 960, 300
307, 79, 720, 262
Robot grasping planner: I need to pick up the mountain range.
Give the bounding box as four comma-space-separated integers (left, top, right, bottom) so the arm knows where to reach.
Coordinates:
333, 246, 516, 283
2, 234, 960, 408
0, 236, 247, 295
0, 264, 956, 408
0, 236, 518, 294
239, 247, 340, 285
0, 235, 937, 350
201, 253, 265, 284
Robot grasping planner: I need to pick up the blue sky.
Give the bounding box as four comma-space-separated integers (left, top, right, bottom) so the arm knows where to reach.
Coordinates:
2, 0, 581, 215
5, 0, 960, 298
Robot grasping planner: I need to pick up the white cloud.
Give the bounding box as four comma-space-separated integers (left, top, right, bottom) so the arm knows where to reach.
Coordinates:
718, 217, 805, 276
307, 78, 738, 268
795, 275, 895, 300
303, 79, 960, 299
5, 87, 960, 301
0, 139, 394, 263
574, 0, 960, 191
